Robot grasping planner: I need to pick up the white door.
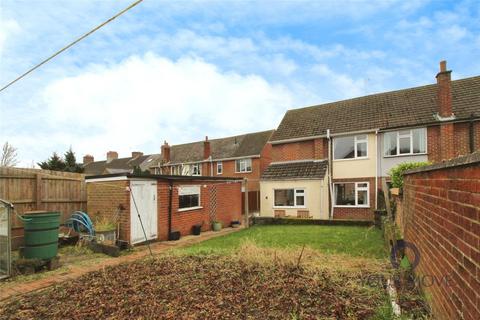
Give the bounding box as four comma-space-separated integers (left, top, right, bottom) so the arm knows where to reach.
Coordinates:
130, 180, 158, 244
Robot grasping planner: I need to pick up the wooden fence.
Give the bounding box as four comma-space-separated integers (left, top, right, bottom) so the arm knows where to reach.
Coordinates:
0, 167, 86, 248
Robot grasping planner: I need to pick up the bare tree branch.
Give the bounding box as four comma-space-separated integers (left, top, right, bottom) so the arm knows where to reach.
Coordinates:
1, 142, 19, 167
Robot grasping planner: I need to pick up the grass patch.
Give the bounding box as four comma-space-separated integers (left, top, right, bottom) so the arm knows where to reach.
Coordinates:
180, 225, 387, 259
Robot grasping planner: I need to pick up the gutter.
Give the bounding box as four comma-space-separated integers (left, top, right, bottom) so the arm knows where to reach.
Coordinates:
168, 180, 173, 239
375, 129, 379, 210
327, 129, 334, 220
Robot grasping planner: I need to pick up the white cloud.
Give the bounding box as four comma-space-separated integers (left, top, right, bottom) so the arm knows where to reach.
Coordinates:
0, 18, 21, 55
40, 53, 299, 160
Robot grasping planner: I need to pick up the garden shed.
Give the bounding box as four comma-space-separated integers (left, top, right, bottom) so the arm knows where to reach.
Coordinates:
85, 173, 243, 244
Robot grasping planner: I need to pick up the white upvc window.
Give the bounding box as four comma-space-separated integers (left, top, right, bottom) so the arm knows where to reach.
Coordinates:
333, 134, 368, 160
235, 158, 252, 173
191, 163, 201, 176
217, 161, 223, 175
334, 182, 369, 207
383, 128, 427, 156
178, 185, 201, 211
274, 188, 305, 208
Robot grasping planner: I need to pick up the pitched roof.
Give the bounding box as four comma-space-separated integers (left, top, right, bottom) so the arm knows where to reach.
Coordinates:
261, 160, 328, 180
84, 154, 154, 176
271, 76, 480, 142
165, 130, 274, 165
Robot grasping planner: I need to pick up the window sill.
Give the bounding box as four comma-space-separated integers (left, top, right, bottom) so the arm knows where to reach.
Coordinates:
273, 206, 307, 209
178, 206, 203, 212
235, 171, 253, 174
333, 157, 369, 162
383, 153, 427, 158
334, 205, 370, 209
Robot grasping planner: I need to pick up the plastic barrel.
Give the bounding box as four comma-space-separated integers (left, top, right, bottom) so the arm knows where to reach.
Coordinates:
22, 212, 60, 260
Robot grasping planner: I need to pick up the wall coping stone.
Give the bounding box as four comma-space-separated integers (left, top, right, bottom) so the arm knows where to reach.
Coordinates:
404, 151, 480, 175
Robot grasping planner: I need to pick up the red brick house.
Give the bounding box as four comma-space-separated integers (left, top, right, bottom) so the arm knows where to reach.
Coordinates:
86, 173, 242, 244
150, 130, 274, 212
260, 61, 480, 221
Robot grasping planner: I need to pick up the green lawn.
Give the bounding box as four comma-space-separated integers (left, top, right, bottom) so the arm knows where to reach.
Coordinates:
180, 225, 387, 259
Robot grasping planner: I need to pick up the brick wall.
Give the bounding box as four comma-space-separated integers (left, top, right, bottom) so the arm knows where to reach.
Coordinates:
86, 180, 130, 242
400, 153, 480, 320
428, 121, 480, 163
157, 180, 242, 240
332, 177, 376, 220
213, 158, 261, 191
271, 138, 328, 162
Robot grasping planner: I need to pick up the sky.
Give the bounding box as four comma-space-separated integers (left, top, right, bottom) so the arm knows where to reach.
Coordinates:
1, 0, 479, 166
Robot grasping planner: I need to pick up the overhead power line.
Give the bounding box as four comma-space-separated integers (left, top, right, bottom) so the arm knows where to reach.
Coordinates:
0, 0, 144, 93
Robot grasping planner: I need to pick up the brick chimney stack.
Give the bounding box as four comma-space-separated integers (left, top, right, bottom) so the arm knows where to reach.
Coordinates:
436, 60, 455, 161
131, 151, 143, 159
83, 154, 94, 165
106, 151, 118, 163
204, 136, 211, 159
161, 141, 170, 163
436, 60, 453, 118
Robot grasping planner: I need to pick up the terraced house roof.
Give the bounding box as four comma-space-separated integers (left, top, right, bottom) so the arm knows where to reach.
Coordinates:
165, 130, 274, 165
84, 154, 158, 175
270, 76, 480, 142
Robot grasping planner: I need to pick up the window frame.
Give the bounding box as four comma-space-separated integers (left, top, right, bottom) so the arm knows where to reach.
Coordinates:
235, 158, 252, 173
273, 188, 306, 208
383, 128, 427, 157
216, 161, 223, 175
333, 134, 369, 161
333, 182, 370, 208
191, 163, 201, 176
178, 185, 202, 211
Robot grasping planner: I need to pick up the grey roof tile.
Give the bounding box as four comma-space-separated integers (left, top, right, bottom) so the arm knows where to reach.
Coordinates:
261, 160, 328, 180
271, 76, 480, 142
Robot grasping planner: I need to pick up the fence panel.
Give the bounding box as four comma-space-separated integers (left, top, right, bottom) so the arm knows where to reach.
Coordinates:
0, 167, 86, 248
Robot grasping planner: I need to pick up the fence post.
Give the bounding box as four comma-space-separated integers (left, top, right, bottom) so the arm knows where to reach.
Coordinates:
35, 173, 42, 210
244, 178, 249, 228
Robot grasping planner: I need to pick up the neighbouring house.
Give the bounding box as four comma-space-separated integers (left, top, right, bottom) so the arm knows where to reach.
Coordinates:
149, 130, 274, 212
86, 173, 242, 244
260, 60, 480, 220
83, 151, 159, 175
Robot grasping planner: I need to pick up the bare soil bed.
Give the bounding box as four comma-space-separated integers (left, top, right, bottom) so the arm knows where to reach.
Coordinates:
0, 249, 388, 320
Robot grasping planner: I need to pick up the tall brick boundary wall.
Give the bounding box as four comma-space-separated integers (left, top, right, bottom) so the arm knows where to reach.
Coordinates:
400, 152, 480, 320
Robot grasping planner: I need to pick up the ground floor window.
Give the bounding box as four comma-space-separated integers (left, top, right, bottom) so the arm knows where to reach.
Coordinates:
334, 182, 369, 207
274, 188, 305, 207
178, 185, 200, 210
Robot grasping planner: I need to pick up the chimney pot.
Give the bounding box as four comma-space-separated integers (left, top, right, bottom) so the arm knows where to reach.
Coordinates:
83, 154, 94, 165
131, 151, 143, 158
204, 136, 211, 160
161, 141, 170, 163
106, 151, 118, 163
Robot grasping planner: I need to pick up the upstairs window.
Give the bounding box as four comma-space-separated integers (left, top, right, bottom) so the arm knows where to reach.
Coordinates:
384, 128, 426, 156
333, 135, 368, 160
274, 188, 305, 207
178, 186, 200, 210
235, 158, 252, 173
217, 162, 223, 175
191, 163, 201, 176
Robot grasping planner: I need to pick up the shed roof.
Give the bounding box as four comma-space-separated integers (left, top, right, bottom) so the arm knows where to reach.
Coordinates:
271, 76, 480, 142
261, 160, 328, 180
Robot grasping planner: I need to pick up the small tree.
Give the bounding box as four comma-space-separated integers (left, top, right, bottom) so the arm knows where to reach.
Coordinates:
1, 141, 19, 167
64, 148, 83, 173
38, 152, 66, 171
389, 162, 430, 189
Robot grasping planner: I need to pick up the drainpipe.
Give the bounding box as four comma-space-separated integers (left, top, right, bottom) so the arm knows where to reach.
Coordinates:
327, 129, 334, 220
469, 114, 475, 153
375, 129, 379, 210
168, 180, 173, 238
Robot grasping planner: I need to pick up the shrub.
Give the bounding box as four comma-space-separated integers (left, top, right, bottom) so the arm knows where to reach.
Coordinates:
389, 162, 430, 189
